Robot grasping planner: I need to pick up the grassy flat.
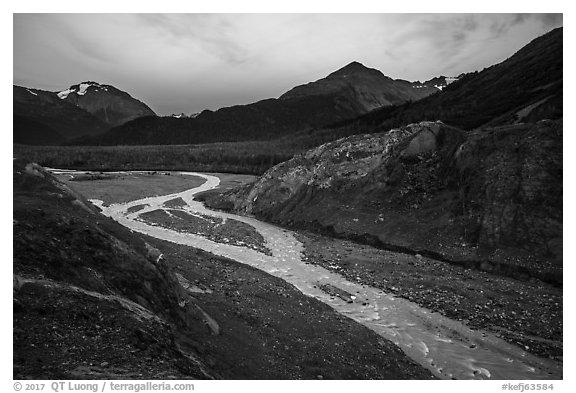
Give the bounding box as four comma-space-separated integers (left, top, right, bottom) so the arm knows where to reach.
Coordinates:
56, 172, 205, 205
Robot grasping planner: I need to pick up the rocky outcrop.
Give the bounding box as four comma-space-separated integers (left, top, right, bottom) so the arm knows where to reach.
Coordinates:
207, 120, 562, 285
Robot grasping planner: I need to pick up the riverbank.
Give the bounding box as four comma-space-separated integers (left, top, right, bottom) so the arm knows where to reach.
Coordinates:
141, 234, 435, 379
295, 231, 562, 360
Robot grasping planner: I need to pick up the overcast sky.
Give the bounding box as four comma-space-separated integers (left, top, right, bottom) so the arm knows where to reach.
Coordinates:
13, 13, 562, 116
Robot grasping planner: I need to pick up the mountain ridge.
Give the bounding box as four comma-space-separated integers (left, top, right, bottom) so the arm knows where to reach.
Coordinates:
70, 62, 447, 146
279, 61, 441, 111
287, 26, 562, 153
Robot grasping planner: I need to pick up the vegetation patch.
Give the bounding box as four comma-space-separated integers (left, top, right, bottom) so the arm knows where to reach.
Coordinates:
138, 209, 272, 255
126, 204, 148, 214
70, 172, 117, 182
163, 197, 187, 208
56, 172, 204, 205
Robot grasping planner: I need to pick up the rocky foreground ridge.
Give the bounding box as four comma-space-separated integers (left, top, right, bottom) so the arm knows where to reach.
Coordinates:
203, 120, 562, 286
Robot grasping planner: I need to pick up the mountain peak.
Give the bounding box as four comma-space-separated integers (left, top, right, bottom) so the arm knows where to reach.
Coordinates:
342, 61, 366, 69
279, 60, 437, 110
329, 61, 374, 77
54, 81, 156, 128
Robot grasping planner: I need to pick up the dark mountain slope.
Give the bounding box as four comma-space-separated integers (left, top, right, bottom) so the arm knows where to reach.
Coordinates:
13, 116, 65, 146
13, 86, 109, 144
74, 95, 361, 145
316, 27, 562, 136
75, 62, 442, 146
59, 81, 156, 127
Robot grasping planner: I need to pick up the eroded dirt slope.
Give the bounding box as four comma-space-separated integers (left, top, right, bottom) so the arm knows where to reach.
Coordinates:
203, 120, 562, 286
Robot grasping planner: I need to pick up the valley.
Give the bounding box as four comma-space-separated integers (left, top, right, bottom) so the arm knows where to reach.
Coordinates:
52, 169, 561, 380
13, 21, 563, 382
14, 162, 433, 379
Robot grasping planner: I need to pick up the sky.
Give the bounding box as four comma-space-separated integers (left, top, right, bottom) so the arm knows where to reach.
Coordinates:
13, 13, 563, 116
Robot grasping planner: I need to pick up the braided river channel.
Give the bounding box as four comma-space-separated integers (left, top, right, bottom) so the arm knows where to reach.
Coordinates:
53, 170, 562, 380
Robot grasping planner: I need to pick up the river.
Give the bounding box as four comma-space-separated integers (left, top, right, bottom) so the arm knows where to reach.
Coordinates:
58, 170, 561, 380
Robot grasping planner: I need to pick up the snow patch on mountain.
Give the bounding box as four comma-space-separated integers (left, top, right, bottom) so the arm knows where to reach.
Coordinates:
26, 89, 38, 96
170, 112, 200, 119
412, 76, 459, 91
77, 83, 91, 95
58, 82, 110, 99
78, 82, 109, 95
57, 88, 76, 99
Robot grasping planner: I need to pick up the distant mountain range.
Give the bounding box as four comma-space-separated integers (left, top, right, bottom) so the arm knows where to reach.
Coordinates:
13, 28, 561, 147
14, 63, 453, 146
72, 62, 453, 146
278, 61, 453, 110
13, 82, 155, 145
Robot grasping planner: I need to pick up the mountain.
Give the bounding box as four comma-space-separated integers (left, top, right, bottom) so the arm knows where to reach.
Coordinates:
13, 82, 156, 145
199, 28, 563, 283
13, 85, 109, 145
322, 28, 562, 134
279, 61, 440, 111
73, 62, 443, 146
57, 81, 156, 127
260, 27, 562, 161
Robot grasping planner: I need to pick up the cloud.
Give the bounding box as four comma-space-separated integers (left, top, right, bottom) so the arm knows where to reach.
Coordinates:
136, 14, 250, 65
489, 13, 562, 38
536, 13, 563, 27
13, 13, 563, 115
